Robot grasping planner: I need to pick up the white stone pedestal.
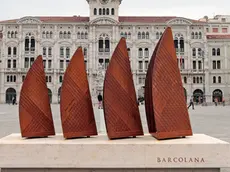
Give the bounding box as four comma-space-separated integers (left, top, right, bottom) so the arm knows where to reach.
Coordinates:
0, 134, 229, 172
99, 109, 106, 134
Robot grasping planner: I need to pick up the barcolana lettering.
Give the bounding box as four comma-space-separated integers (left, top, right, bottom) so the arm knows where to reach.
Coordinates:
157, 157, 205, 163
157, 157, 161, 163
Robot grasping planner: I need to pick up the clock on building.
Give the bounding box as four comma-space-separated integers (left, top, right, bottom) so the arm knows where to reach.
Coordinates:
100, 0, 109, 4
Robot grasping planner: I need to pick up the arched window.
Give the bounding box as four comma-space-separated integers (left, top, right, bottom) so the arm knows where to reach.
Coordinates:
212, 48, 216, 56
31, 37, 35, 51
13, 75, 16, 82
99, 8, 102, 15
156, 32, 159, 39
103, 8, 106, 15
68, 31, 71, 39
198, 48, 202, 57
43, 47, 47, 56
191, 32, 194, 39
66, 47, 70, 58
15, 31, 18, 38
50, 31, 53, 38
111, 8, 115, 15
142, 32, 145, 39
10, 76, 13, 82
85, 32, 88, 39
193, 77, 196, 83
138, 32, 141, 39
25, 37, 29, 51
11, 31, 14, 38
13, 47, 17, 55
160, 32, 163, 36
218, 76, 221, 83
217, 48, 220, 56
84, 48, 87, 56
192, 48, 196, 57
124, 32, 127, 38
180, 37, 184, 52
77, 32, 80, 39
59, 31, 63, 39
46, 31, 49, 39
94, 8, 97, 15
199, 32, 202, 39
48, 47, 52, 56
8, 47, 11, 55
144, 48, 149, 57
98, 38, 104, 52
213, 76, 216, 83
197, 77, 199, 84
138, 48, 143, 57
106, 8, 109, 15
42, 31, 46, 38
59, 76, 63, 83
200, 77, 203, 83
184, 77, 187, 84
81, 32, 84, 39
120, 32, 123, 37
195, 32, 198, 39
127, 48, 131, 57
60, 47, 64, 56
146, 32, 149, 39
174, 37, 178, 51
64, 31, 67, 39
105, 38, 110, 52
128, 32, 131, 39
7, 31, 11, 38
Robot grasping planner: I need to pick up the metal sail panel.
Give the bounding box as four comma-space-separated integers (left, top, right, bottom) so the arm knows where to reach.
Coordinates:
103, 38, 144, 139
60, 47, 97, 139
19, 55, 55, 138
145, 27, 193, 140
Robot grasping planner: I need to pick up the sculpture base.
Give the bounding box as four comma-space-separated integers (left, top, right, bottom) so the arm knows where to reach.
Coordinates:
63, 132, 98, 139
0, 134, 229, 170
150, 130, 193, 140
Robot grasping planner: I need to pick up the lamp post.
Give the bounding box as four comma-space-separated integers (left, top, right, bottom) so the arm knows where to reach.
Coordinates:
202, 50, 207, 106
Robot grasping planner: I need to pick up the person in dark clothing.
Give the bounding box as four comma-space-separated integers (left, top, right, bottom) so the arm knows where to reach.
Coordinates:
97, 93, 103, 109
12, 97, 16, 105
187, 97, 194, 110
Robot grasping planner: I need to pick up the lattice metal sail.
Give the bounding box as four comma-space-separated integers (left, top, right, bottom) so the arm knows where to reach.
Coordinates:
145, 27, 193, 140
103, 38, 144, 139
60, 47, 98, 139
19, 55, 55, 138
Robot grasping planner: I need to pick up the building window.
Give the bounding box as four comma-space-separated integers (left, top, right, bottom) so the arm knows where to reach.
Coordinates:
8, 47, 11, 55
138, 32, 141, 39
212, 48, 216, 56
59, 76, 63, 83
60, 60, 64, 69
193, 77, 196, 84
193, 61, 196, 69
184, 77, 187, 84
212, 61, 216, 69
217, 60, 221, 69
13, 60, 16, 68
48, 60, 52, 69
191, 32, 194, 39
99, 39, 103, 52
77, 32, 80, 39
60, 47, 64, 56
138, 61, 143, 71
156, 32, 159, 39
99, 8, 102, 15
217, 48, 220, 56
218, 76, 222, 83
198, 61, 202, 70
43, 60, 46, 68
94, 8, 97, 15
144, 48, 149, 57
222, 28, 228, 33
206, 28, 209, 32
13, 47, 17, 55
138, 48, 143, 58
212, 28, 218, 33
195, 32, 198, 39
106, 8, 109, 15
66, 47, 70, 58
199, 32, 202, 39
111, 8, 115, 15
103, 8, 106, 15
146, 32, 149, 39
24, 58, 29, 68
22, 76, 25, 82
142, 32, 145, 39
213, 76, 216, 83
7, 60, 11, 68
43, 47, 46, 56
127, 48, 131, 57
48, 47, 52, 56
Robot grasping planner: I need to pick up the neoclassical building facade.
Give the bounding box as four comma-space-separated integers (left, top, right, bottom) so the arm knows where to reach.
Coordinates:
0, 0, 230, 104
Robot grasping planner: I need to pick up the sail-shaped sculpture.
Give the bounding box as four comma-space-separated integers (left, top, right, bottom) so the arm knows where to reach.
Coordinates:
145, 27, 193, 140
19, 55, 55, 138
60, 47, 97, 139
103, 38, 144, 139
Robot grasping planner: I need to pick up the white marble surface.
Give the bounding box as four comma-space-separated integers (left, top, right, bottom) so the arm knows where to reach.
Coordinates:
0, 134, 229, 168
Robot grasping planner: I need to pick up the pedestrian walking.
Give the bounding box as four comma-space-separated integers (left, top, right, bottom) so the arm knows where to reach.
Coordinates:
188, 97, 195, 110
222, 97, 225, 106
97, 93, 103, 109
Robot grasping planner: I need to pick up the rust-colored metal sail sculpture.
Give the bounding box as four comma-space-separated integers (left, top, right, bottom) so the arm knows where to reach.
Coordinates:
60, 47, 97, 139
103, 38, 144, 139
145, 27, 193, 140
19, 55, 55, 138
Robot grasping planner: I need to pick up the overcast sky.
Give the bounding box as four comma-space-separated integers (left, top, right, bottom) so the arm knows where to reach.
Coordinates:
0, 0, 229, 21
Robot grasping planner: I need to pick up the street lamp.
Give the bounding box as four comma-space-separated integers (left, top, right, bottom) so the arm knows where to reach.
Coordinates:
202, 50, 207, 106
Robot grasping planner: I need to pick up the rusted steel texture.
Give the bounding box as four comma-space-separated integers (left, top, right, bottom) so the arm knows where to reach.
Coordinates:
144, 27, 193, 140
103, 38, 144, 139
19, 55, 55, 138
60, 47, 98, 139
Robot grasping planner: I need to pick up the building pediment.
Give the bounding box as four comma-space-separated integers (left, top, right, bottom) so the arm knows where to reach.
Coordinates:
167, 17, 193, 25
17, 17, 42, 24
90, 17, 118, 25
